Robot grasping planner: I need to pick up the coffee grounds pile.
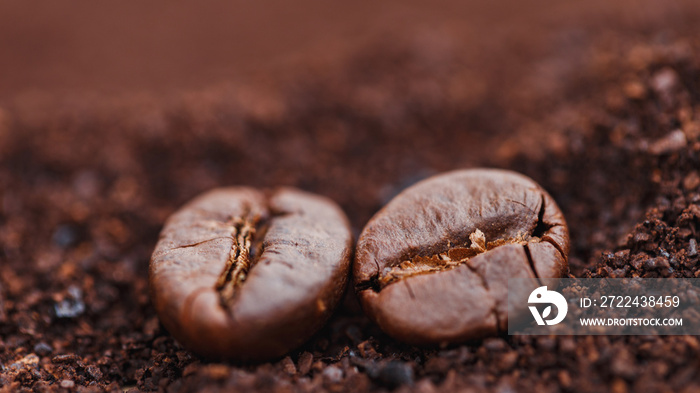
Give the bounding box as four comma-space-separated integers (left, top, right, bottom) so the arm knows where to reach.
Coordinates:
2, 23, 700, 393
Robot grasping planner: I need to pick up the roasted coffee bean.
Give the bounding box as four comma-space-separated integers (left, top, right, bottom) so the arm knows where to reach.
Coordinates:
150, 187, 353, 361
354, 169, 569, 345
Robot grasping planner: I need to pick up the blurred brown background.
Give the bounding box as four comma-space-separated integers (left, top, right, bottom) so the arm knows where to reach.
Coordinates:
0, 0, 695, 101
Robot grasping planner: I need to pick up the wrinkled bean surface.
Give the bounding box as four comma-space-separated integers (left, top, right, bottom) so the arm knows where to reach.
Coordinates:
354, 169, 569, 345
150, 187, 353, 361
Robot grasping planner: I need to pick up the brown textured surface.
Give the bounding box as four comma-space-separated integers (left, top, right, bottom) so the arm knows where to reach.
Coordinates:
354, 169, 569, 345
150, 187, 352, 362
2, 1, 700, 392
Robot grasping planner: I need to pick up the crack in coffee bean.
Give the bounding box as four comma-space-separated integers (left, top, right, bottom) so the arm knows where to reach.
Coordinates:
353, 169, 570, 346
378, 229, 534, 287
214, 214, 266, 307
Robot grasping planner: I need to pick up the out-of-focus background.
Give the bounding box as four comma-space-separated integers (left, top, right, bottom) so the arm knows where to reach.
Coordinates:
0, 0, 694, 99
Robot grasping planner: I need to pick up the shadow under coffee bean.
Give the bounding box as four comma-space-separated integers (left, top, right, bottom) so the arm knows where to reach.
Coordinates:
353, 168, 570, 346
149, 187, 353, 361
